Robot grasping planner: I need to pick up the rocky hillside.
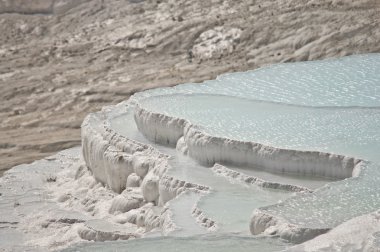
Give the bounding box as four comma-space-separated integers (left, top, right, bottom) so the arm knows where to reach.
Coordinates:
0, 0, 379, 174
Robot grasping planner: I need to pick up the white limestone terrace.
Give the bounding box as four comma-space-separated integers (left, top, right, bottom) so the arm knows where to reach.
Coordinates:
107, 109, 295, 234
124, 53, 380, 244
135, 95, 377, 178
1, 53, 379, 251
78, 53, 380, 248
286, 209, 380, 251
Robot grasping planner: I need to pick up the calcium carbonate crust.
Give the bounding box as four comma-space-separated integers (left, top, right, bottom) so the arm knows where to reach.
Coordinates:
81, 103, 214, 236
134, 105, 363, 180
249, 160, 370, 244
286, 210, 380, 251
82, 93, 368, 244
211, 164, 312, 193
132, 103, 370, 244
249, 209, 330, 244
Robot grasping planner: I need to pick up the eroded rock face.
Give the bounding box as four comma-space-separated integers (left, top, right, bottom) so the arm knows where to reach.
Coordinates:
0, 0, 87, 14
1, 0, 379, 176
0, 0, 54, 14
192, 27, 242, 60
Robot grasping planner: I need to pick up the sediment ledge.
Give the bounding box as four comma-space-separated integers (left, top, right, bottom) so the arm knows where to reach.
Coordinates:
211, 164, 312, 193
134, 105, 363, 180
159, 175, 209, 205
286, 210, 380, 251
192, 205, 218, 231
81, 106, 214, 237
81, 106, 209, 206
249, 209, 330, 244
82, 112, 164, 195
249, 159, 373, 244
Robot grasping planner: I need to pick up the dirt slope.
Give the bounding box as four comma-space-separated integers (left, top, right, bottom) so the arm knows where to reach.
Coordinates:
0, 0, 379, 175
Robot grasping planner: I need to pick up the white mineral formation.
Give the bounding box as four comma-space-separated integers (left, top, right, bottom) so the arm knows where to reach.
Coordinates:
211, 164, 312, 193
249, 209, 330, 244
1, 54, 379, 251
126, 173, 142, 188
134, 105, 362, 180
287, 210, 380, 251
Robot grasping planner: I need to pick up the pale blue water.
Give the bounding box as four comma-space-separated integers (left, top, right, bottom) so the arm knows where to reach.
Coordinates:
132, 54, 380, 107
139, 94, 380, 161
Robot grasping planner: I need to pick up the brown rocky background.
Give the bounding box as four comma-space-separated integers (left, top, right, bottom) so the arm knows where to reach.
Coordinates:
0, 0, 379, 175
